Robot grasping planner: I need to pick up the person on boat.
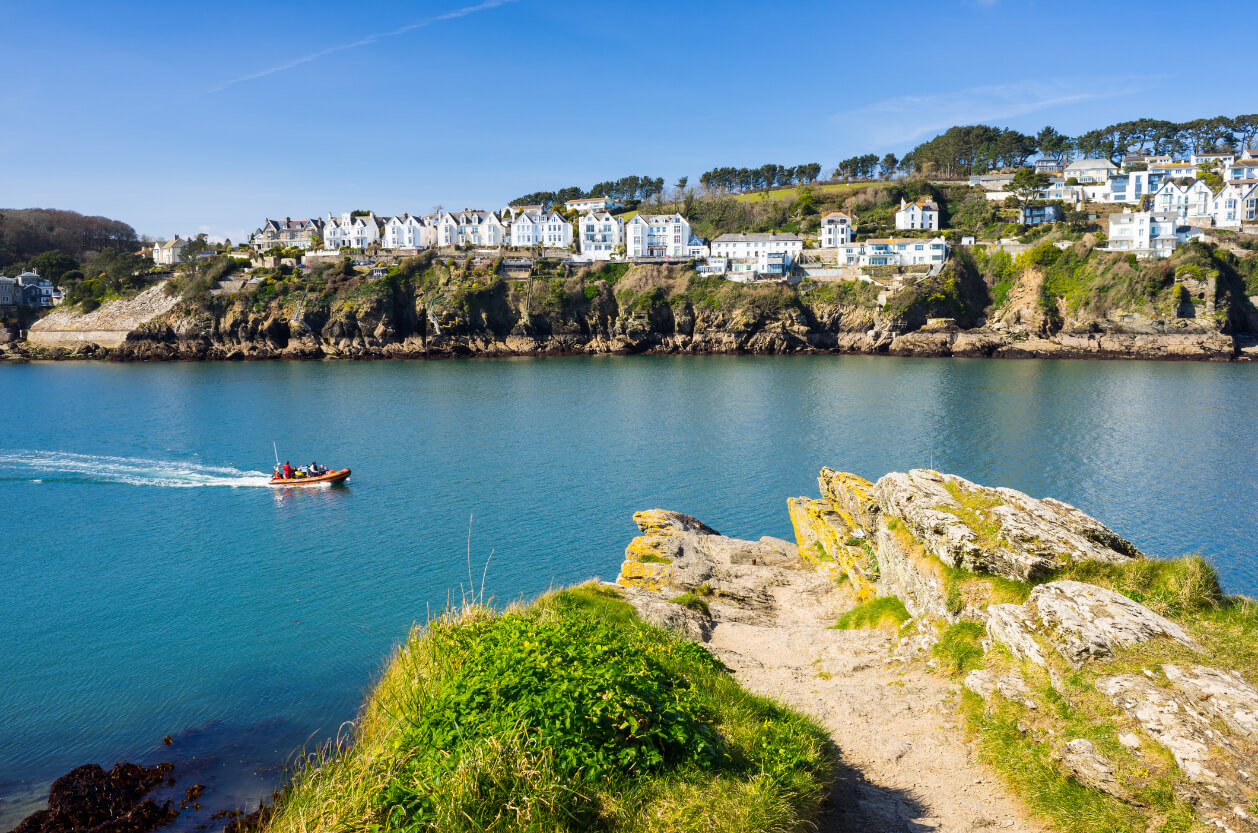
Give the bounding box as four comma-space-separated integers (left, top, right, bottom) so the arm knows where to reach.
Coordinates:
282, 461, 292, 479
311, 461, 323, 475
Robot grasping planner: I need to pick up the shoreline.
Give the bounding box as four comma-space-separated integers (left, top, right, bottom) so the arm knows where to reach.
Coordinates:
7, 332, 1256, 364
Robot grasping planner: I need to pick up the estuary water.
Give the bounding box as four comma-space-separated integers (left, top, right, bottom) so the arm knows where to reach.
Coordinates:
1, 356, 1256, 826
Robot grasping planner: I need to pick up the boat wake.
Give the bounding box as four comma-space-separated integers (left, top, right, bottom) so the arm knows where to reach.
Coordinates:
0, 451, 273, 488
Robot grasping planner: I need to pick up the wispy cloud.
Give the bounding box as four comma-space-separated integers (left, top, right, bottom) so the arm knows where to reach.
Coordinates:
831, 77, 1151, 151
205, 0, 517, 94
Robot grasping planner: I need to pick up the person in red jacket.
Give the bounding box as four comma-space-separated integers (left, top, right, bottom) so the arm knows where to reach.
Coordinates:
282, 461, 292, 479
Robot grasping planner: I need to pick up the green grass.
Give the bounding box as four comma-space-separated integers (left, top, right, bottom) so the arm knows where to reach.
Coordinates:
262, 583, 834, 833
833, 597, 910, 634
959, 690, 1199, 833
1050, 555, 1222, 619
731, 182, 864, 204
931, 621, 985, 675
669, 592, 711, 616
638, 553, 673, 565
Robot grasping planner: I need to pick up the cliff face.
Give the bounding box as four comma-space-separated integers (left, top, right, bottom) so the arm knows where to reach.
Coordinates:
11, 246, 1257, 362
617, 469, 1258, 833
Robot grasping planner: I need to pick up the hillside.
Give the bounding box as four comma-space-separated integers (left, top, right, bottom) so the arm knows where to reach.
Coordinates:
6, 239, 1256, 363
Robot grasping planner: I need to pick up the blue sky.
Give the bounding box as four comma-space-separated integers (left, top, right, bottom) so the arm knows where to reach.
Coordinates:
2, 0, 1250, 242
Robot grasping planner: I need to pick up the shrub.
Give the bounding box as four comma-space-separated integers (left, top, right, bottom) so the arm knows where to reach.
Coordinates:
264, 585, 835, 833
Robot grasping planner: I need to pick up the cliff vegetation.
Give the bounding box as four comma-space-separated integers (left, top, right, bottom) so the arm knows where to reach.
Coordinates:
261, 584, 834, 833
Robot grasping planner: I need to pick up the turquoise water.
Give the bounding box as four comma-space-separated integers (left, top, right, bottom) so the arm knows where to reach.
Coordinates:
2, 356, 1256, 827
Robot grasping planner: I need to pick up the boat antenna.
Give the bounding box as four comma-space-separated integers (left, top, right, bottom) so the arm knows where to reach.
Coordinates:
273, 441, 280, 468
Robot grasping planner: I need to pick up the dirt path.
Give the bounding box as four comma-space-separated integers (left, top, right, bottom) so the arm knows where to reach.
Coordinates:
704, 586, 1049, 833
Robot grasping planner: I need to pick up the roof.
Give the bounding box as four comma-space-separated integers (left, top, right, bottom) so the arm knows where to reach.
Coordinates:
711, 232, 803, 243
901, 200, 939, 211
821, 211, 851, 220
1067, 158, 1118, 169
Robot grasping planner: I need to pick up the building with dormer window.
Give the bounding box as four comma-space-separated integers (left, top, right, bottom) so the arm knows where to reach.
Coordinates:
818, 212, 855, 247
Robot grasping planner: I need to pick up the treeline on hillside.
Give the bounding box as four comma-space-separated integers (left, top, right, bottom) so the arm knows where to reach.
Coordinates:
0, 208, 139, 270
697, 163, 822, 193
900, 114, 1258, 179
510, 175, 666, 208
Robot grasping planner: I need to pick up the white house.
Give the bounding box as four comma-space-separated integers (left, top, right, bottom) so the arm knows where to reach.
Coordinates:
710, 232, 804, 279
1190, 151, 1235, 169
1064, 158, 1118, 183
1224, 157, 1258, 184
434, 210, 507, 248
1152, 179, 1217, 222
1210, 183, 1258, 228
687, 234, 709, 260
578, 212, 624, 260
1106, 210, 1203, 258
565, 196, 623, 214
381, 214, 431, 250
325, 212, 382, 250
834, 237, 950, 267
894, 199, 940, 231
624, 214, 691, 258
153, 237, 190, 266
818, 212, 855, 247
1033, 158, 1064, 174
510, 210, 573, 249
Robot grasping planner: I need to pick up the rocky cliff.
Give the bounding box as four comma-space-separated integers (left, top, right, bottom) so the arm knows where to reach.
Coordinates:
8, 242, 1258, 362
618, 469, 1258, 833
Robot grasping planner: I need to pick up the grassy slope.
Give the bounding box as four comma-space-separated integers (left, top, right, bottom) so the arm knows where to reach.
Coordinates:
262, 584, 835, 833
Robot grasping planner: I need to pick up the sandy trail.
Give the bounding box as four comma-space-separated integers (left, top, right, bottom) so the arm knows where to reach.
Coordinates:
704, 583, 1048, 833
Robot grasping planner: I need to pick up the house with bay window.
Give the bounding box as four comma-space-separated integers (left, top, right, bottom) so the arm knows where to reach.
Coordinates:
834, 237, 950, 267
624, 214, 691, 258
710, 232, 803, 279
324, 212, 382, 250
578, 212, 624, 260
510, 210, 573, 249
381, 214, 432, 250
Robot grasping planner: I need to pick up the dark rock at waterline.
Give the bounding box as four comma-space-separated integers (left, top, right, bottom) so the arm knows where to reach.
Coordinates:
9, 763, 177, 833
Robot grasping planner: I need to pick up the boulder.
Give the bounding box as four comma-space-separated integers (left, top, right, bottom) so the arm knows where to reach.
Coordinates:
985, 603, 1048, 667
1162, 665, 1258, 742
872, 469, 1142, 582
616, 509, 810, 613
1096, 672, 1256, 831
1027, 581, 1199, 666
1051, 739, 1130, 800
985, 581, 1200, 668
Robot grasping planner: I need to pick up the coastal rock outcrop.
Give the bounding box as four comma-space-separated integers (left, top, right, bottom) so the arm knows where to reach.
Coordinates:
872, 469, 1142, 582
616, 465, 1258, 833
616, 509, 823, 616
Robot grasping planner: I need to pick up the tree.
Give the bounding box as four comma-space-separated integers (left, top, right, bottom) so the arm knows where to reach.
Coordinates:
880, 153, 899, 179
179, 234, 209, 264
1005, 169, 1050, 212
1232, 114, 1258, 151
26, 249, 79, 283
1036, 126, 1072, 161
798, 162, 821, 183
674, 176, 688, 192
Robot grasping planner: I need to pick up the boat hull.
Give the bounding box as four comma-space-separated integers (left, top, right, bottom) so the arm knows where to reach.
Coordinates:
268, 468, 350, 486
